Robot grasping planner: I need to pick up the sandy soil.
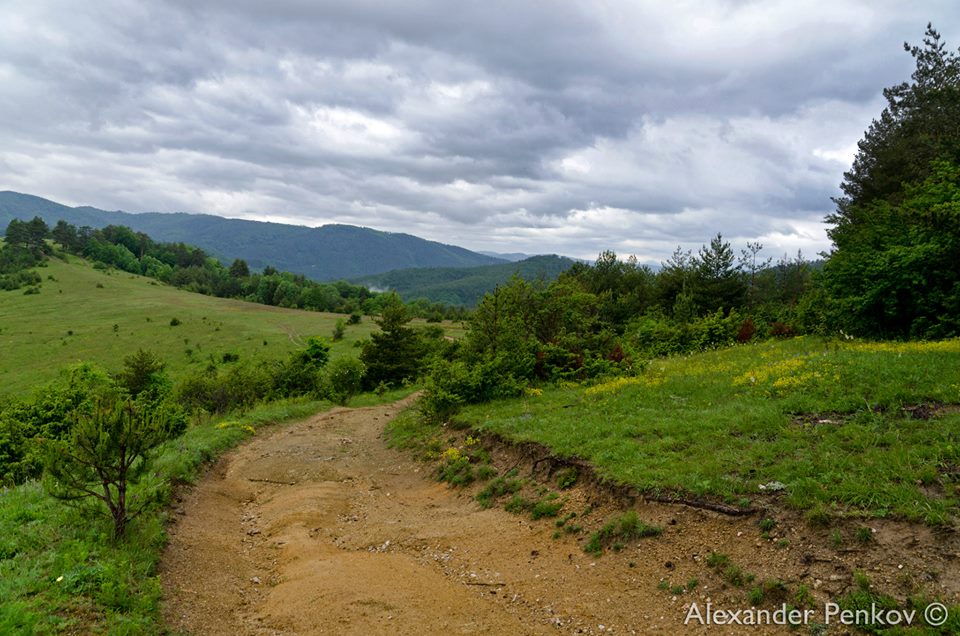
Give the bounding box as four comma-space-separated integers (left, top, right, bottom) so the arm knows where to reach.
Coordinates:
160, 398, 959, 635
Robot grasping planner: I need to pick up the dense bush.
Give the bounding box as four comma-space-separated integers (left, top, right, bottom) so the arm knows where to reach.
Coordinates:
176, 361, 274, 414
0, 364, 118, 485
323, 358, 366, 405
271, 337, 330, 398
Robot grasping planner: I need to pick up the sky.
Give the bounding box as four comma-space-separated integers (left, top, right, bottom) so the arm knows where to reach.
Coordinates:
1, 1, 958, 263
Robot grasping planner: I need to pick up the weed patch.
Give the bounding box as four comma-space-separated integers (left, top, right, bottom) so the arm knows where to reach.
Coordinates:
584, 511, 661, 556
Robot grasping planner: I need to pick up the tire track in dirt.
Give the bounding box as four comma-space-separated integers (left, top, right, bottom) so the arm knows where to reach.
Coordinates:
160, 398, 803, 635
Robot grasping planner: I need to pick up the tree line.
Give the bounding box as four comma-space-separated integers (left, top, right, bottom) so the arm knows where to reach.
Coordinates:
2, 217, 468, 321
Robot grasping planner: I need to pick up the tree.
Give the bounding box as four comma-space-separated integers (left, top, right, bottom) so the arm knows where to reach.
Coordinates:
229, 258, 250, 278
43, 400, 171, 540
825, 25, 960, 337
116, 349, 167, 399
833, 25, 960, 217
656, 246, 695, 314
826, 160, 960, 338
360, 293, 423, 388
4, 217, 50, 256
740, 241, 771, 309
52, 220, 81, 252
692, 233, 745, 314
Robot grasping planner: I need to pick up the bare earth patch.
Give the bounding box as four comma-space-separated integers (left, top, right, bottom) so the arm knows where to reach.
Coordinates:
161, 398, 958, 635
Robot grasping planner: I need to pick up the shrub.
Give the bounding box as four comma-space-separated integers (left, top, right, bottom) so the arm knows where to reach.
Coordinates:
176, 361, 273, 414
323, 358, 365, 405
272, 337, 330, 398
555, 467, 579, 490
332, 319, 346, 342
531, 499, 564, 520
116, 349, 166, 399
584, 511, 662, 555
475, 476, 524, 508
169, 317, 181, 327
42, 400, 174, 540
436, 448, 474, 486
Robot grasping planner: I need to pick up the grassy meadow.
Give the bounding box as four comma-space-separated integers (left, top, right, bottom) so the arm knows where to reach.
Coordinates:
0, 254, 466, 396
459, 337, 960, 524
0, 254, 457, 634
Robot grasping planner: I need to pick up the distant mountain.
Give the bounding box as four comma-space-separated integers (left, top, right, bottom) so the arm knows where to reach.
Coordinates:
477, 251, 533, 262
0, 191, 504, 280
355, 254, 578, 306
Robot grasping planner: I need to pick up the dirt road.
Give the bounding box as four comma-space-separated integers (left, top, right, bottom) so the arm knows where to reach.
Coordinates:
160, 399, 938, 635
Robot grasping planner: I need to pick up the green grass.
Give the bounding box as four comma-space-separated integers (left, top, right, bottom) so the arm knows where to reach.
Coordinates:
460, 337, 960, 524
0, 387, 414, 635
0, 254, 466, 396
584, 510, 662, 555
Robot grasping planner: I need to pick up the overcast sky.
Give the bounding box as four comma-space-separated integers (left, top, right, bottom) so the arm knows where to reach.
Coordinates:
1, 1, 958, 262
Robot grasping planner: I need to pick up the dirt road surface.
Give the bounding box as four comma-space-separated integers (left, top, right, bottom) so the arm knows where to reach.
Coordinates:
161, 399, 946, 635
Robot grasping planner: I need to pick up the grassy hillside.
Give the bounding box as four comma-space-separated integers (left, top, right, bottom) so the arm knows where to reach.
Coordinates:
0, 191, 504, 280
0, 255, 465, 396
355, 254, 577, 306
457, 337, 960, 524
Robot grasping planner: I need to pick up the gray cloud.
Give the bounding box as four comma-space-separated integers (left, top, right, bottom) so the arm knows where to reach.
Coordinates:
1, 0, 959, 262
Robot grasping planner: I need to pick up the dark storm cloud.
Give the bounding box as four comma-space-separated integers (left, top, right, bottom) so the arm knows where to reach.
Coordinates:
1, 0, 959, 260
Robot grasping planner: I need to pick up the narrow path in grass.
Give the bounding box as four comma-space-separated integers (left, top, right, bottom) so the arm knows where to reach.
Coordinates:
160, 397, 794, 635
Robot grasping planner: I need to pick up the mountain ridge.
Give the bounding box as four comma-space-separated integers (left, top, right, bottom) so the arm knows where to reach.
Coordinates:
354, 254, 578, 306
0, 191, 504, 280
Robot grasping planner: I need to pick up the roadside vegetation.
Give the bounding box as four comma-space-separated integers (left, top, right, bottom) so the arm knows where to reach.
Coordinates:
461, 337, 960, 524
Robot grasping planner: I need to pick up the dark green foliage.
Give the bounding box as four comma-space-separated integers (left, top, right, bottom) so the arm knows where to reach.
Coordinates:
0, 364, 117, 485
825, 26, 960, 338
115, 349, 166, 399
323, 357, 365, 405
332, 318, 346, 341
0, 218, 47, 291
360, 294, 425, 388
271, 337, 331, 398
419, 357, 526, 423
355, 254, 577, 306
176, 361, 273, 413
4, 217, 50, 257
228, 258, 249, 278
826, 159, 960, 338
42, 400, 172, 540
626, 309, 744, 358
694, 234, 746, 314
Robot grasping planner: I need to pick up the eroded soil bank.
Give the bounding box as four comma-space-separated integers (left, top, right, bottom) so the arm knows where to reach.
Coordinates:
161, 398, 958, 635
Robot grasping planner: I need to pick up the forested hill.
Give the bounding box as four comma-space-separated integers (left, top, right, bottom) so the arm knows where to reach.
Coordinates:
0, 191, 504, 280
354, 254, 578, 306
